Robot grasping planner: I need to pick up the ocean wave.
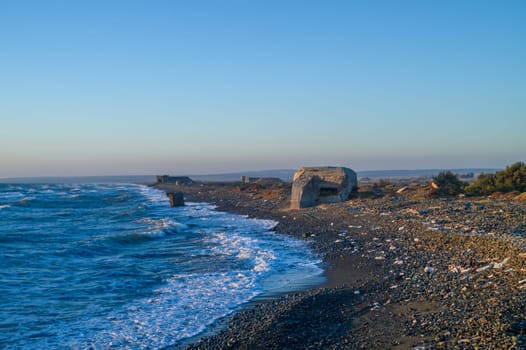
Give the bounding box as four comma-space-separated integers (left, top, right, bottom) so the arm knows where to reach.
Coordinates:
137, 185, 170, 205
17, 197, 34, 204
67, 270, 260, 349
1, 191, 24, 200
253, 252, 274, 272
62, 194, 80, 199
108, 231, 167, 245
208, 232, 275, 273
250, 219, 278, 231
108, 218, 184, 244
0, 183, 324, 349
138, 217, 184, 232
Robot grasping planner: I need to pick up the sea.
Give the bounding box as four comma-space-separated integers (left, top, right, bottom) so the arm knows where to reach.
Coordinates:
0, 183, 323, 349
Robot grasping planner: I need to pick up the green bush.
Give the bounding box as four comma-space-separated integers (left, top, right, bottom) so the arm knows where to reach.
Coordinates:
431, 171, 466, 196
465, 162, 526, 195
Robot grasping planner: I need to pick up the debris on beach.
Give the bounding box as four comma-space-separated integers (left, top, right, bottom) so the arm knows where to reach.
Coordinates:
448, 257, 511, 274
424, 265, 433, 275
396, 186, 408, 194
370, 302, 382, 311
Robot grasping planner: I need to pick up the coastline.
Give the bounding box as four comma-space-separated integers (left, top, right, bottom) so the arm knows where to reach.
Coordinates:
156, 180, 526, 349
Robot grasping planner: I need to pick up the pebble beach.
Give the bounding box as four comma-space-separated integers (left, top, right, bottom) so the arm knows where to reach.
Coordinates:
155, 179, 526, 349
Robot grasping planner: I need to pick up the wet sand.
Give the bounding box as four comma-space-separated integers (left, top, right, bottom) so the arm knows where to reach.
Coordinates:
156, 179, 526, 349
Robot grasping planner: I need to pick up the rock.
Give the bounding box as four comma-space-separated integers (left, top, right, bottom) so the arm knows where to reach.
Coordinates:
290, 167, 357, 209
424, 265, 434, 275
396, 186, 408, 194
167, 192, 185, 207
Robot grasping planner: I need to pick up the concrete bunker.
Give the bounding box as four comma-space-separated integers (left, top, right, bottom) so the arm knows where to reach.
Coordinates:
290, 167, 357, 209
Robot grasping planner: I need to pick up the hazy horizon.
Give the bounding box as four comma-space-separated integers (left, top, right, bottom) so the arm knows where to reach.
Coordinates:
1, 1, 525, 178
0, 167, 503, 184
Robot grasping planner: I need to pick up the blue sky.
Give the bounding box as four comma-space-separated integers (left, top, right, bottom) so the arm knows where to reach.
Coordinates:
1, 1, 525, 177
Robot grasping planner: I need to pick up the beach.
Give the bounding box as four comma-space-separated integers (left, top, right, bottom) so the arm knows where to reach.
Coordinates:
4, 1, 525, 348
155, 179, 526, 349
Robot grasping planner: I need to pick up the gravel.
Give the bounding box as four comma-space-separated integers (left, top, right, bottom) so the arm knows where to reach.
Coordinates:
156, 180, 526, 349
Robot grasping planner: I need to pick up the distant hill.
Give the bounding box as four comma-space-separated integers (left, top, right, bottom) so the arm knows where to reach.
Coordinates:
0, 168, 501, 184
189, 168, 500, 182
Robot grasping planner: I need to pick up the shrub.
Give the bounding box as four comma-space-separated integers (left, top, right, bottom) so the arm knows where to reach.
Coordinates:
464, 173, 496, 196
431, 171, 466, 196
494, 161, 526, 192
465, 162, 526, 195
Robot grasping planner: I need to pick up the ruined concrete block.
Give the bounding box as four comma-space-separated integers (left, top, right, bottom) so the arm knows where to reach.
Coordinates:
167, 192, 185, 207
290, 167, 357, 209
156, 175, 193, 185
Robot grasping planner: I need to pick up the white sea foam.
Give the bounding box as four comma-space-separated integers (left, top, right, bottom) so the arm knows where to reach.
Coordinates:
65, 211, 321, 349
1, 192, 23, 200
139, 217, 177, 228
138, 217, 183, 237
138, 185, 170, 205
0, 204, 10, 209
64, 269, 261, 349
251, 219, 279, 231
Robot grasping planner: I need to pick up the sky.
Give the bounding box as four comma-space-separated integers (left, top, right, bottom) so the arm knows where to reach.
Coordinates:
1, 0, 525, 177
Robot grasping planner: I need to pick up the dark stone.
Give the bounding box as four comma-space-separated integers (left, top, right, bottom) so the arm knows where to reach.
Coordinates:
167, 192, 184, 207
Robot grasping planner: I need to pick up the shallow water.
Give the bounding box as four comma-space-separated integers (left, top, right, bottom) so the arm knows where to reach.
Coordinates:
0, 183, 323, 349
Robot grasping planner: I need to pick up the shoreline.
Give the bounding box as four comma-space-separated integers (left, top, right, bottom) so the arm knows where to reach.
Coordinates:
155, 180, 526, 349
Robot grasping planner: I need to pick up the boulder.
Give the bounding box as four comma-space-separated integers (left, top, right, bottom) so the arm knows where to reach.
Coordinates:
167, 192, 185, 207
291, 167, 357, 209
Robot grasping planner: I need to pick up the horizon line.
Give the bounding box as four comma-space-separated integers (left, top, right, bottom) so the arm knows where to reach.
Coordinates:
0, 166, 504, 181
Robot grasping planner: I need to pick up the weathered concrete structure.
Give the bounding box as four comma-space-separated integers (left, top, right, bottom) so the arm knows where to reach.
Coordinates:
166, 192, 185, 207
156, 175, 193, 185
291, 167, 357, 209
